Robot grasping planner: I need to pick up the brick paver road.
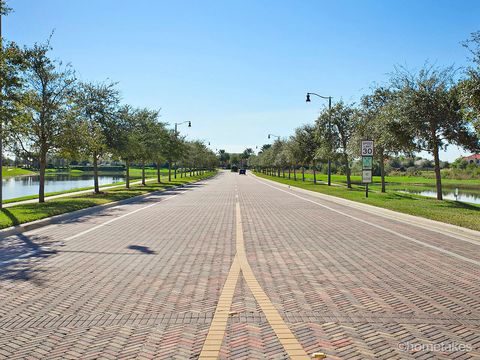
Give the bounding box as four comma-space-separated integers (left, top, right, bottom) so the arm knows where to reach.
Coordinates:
0, 171, 479, 359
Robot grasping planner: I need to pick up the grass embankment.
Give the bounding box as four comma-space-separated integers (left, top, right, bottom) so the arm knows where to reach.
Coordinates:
298, 172, 479, 189
2, 167, 36, 178
3, 167, 177, 204
44, 167, 170, 178
0, 171, 216, 229
254, 172, 480, 231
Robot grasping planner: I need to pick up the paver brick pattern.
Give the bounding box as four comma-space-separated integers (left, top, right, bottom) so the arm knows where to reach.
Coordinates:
0, 172, 479, 359
239, 175, 480, 359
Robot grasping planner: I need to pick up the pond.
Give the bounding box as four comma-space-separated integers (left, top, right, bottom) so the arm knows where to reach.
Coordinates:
2, 173, 125, 201
399, 188, 480, 205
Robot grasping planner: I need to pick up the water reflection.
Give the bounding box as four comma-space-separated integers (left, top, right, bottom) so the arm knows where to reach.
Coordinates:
2, 174, 125, 200
400, 189, 480, 205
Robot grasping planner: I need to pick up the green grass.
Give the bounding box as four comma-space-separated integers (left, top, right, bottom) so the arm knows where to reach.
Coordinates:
0, 171, 216, 229
2, 174, 168, 204
3, 168, 184, 204
255, 172, 480, 231
297, 172, 480, 189
2, 167, 36, 178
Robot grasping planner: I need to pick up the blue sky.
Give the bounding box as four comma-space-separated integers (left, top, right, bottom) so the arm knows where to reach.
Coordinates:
6, 0, 480, 160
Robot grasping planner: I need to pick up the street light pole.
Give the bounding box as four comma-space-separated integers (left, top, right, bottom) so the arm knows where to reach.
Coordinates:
268, 134, 280, 141
306, 92, 333, 186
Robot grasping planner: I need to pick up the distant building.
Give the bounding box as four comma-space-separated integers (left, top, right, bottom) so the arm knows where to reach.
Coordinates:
463, 154, 480, 165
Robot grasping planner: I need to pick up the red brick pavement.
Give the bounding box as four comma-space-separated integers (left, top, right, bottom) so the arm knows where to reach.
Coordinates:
0, 172, 479, 359
238, 174, 480, 359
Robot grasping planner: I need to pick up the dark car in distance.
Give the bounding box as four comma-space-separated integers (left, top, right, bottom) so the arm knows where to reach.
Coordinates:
239, 169, 247, 175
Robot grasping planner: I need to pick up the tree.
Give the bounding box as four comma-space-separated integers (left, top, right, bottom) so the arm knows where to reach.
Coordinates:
391, 65, 479, 200
316, 101, 358, 188
0, 41, 26, 207
162, 130, 185, 182
230, 153, 240, 167
358, 87, 414, 192
129, 108, 164, 185
271, 139, 286, 177
290, 125, 317, 182
460, 31, 480, 138
218, 149, 230, 168
241, 148, 253, 168
149, 121, 168, 183
14, 42, 76, 202
111, 105, 136, 188
70, 81, 120, 193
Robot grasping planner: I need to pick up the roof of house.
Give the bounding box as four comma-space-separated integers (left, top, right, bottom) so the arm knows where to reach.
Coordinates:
463, 154, 480, 160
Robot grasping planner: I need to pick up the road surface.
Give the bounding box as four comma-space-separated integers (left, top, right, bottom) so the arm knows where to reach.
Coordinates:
0, 171, 479, 359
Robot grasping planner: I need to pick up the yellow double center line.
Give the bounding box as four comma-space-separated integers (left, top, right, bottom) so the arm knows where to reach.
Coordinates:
199, 197, 309, 359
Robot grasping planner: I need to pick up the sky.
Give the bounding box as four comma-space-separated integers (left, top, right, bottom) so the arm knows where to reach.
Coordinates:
5, 0, 480, 161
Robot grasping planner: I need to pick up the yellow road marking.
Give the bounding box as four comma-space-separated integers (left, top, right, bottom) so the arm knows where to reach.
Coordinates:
235, 201, 309, 359
199, 194, 309, 359
198, 255, 241, 359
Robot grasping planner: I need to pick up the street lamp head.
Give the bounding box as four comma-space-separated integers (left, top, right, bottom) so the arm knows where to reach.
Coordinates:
208, 142, 210, 146
268, 134, 271, 139
188, 121, 191, 127
306, 93, 311, 102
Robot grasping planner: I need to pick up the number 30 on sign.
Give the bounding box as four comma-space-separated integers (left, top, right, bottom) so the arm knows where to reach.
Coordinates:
361, 140, 374, 156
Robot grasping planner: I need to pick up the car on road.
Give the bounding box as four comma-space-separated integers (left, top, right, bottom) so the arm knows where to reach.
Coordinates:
239, 169, 247, 175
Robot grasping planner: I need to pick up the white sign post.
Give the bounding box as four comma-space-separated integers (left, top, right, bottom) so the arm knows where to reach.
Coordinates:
361, 140, 374, 197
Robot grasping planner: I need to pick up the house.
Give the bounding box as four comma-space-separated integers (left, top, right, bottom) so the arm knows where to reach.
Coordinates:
463, 154, 480, 165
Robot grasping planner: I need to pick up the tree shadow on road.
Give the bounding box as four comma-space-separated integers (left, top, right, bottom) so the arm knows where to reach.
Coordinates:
0, 232, 57, 284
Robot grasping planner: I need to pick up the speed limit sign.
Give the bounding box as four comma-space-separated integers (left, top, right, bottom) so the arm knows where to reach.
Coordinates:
361, 140, 374, 156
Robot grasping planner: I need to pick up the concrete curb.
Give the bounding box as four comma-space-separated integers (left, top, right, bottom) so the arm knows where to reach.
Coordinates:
250, 173, 480, 242
0, 174, 215, 239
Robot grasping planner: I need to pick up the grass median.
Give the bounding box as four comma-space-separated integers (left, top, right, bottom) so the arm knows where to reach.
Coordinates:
254, 172, 480, 232
0, 171, 216, 230
2, 167, 36, 178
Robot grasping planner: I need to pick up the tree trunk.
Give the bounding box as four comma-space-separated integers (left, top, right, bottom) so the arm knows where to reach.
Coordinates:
379, 149, 386, 193
93, 152, 100, 194
313, 165, 317, 184
344, 154, 351, 188
293, 166, 297, 181
302, 166, 305, 181
126, 160, 130, 189
432, 142, 443, 200
157, 161, 162, 183
39, 151, 47, 203
174, 163, 177, 179
142, 161, 146, 185
277, 168, 280, 177
190, 167, 193, 177
288, 167, 291, 179
282, 168, 285, 178
180, 167, 183, 178
168, 162, 172, 182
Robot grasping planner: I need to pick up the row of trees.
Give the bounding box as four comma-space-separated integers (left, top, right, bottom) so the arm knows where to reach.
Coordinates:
250, 33, 480, 200
0, 5, 216, 205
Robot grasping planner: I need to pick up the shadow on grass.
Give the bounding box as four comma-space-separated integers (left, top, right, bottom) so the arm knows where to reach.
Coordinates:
2, 208, 20, 226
